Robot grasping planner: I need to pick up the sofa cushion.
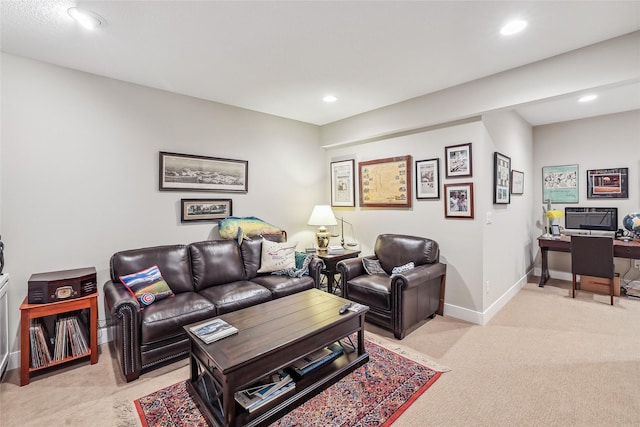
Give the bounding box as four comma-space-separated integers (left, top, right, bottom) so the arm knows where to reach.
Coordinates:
251, 275, 315, 298
190, 240, 246, 291
110, 245, 194, 294
119, 265, 174, 307
346, 275, 391, 311
257, 239, 297, 273
140, 292, 216, 344
198, 281, 272, 314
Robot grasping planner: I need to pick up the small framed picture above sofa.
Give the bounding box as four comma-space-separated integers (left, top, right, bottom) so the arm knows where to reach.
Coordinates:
181, 199, 232, 222
160, 151, 248, 193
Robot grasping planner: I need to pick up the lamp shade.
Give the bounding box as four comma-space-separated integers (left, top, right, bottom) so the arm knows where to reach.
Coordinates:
307, 205, 337, 226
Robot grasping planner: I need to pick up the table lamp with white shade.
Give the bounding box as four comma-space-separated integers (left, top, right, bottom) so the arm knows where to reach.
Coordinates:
307, 205, 337, 251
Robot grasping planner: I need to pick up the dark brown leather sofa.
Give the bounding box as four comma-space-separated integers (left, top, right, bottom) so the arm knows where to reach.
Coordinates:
337, 234, 446, 339
103, 236, 322, 382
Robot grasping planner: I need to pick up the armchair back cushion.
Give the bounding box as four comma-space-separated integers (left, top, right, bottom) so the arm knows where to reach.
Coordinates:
375, 233, 440, 274
110, 245, 193, 294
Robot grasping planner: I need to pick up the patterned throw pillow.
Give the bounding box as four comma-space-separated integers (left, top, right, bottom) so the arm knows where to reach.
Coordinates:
392, 262, 415, 275
272, 252, 312, 278
119, 265, 174, 307
257, 239, 297, 273
362, 258, 387, 275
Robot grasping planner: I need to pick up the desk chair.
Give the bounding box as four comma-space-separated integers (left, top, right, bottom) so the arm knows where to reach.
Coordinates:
571, 235, 614, 305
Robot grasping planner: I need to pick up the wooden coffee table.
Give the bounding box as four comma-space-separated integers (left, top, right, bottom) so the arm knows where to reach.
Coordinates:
184, 289, 369, 427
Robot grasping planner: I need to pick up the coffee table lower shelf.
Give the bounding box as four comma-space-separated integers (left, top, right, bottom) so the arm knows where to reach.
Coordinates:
186, 347, 369, 427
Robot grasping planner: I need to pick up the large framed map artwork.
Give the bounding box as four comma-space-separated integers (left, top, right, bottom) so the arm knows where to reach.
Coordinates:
359, 155, 412, 208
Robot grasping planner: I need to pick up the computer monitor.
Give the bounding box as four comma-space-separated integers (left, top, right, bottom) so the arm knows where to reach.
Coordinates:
564, 207, 618, 232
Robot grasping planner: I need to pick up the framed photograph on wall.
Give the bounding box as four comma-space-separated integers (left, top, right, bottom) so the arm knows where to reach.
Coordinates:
511, 170, 524, 194
160, 151, 248, 193
445, 143, 472, 178
493, 152, 511, 204
181, 199, 232, 222
415, 158, 440, 199
444, 182, 474, 219
587, 167, 628, 199
542, 164, 579, 203
359, 155, 412, 208
331, 159, 355, 207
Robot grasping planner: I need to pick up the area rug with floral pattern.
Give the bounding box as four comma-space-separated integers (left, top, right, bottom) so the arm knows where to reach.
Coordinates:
135, 338, 443, 427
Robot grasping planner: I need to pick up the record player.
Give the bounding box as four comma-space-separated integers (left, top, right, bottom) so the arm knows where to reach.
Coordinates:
28, 267, 97, 304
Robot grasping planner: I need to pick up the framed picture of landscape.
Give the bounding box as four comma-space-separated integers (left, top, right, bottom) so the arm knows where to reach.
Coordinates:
180, 199, 232, 222
159, 151, 248, 192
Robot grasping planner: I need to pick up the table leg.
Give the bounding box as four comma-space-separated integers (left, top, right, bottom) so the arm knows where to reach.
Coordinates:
539, 247, 549, 287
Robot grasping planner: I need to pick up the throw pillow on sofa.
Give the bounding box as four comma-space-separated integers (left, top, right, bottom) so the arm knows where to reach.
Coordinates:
363, 258, 387, 275
272, 251, 312, 278
119, 265, 175, 307
257, 239, 297, 273
392, 261, 415, 275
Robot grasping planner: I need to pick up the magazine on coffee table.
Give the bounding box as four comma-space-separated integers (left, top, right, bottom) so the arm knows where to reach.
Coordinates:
190, 318, 238, 344
235, 371, 295, 412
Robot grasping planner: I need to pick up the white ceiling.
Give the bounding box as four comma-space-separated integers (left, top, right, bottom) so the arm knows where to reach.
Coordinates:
2, 1, 639, 126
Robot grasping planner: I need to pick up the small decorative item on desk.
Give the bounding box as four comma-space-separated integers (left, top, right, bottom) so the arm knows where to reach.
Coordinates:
623, 212, 640, 241
189, 318, 238, 344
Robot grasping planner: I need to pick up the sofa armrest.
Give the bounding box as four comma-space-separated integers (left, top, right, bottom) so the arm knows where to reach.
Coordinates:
103, 279, 142, 382
308, 256, 324, 289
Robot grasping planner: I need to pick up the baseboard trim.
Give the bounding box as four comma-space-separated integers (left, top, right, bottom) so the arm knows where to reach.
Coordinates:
444, 273, 529, 326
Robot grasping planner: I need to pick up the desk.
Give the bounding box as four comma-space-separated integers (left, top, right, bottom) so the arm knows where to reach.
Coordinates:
314, 249, 361, 294
538, 236, 640, 287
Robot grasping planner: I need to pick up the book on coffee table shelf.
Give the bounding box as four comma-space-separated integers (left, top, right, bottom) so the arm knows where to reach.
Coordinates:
235, 371, 295, 413
291, 342, 344, 376
190, 318, 238, 344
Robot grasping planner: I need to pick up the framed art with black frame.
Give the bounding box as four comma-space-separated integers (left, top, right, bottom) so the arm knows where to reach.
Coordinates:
444, 182, 474, 219
493, 152, 511, 204
587, 167, 628, 199
159, 151, 248, 193
180, 199, 232, 222
445, 143, 472, 178
415, 158, 440, 199
331, 159, 355, 207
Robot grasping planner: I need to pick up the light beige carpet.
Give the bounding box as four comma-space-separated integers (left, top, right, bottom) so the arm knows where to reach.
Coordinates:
1, 279, 639, 426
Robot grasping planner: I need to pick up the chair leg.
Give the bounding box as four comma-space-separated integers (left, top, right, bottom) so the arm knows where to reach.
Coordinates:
610, 279, 614, 306
572, 274, 577, 298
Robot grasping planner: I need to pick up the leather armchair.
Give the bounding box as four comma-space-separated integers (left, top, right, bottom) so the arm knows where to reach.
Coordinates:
337, 234, 446, 339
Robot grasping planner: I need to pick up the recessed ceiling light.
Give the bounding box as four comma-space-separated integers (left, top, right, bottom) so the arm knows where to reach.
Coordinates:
500, 19, 527, 36
578, 94, 598, 103
68, 7, 103, 30
323, 95, 338, 103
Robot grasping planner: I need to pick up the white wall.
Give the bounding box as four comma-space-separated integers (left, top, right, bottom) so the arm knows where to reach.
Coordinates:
532, 110, 640, 281
325, 112, 534, 324
0, 54, 324, 363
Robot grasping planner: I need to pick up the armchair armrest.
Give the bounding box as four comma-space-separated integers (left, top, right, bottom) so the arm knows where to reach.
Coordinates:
308, 256, 324, 289
103, 279, 142, 382
391, 262, 446, 290
337, 256, 369, 282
